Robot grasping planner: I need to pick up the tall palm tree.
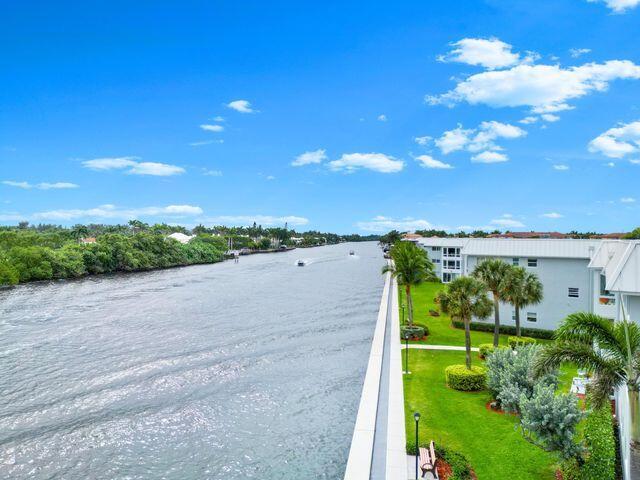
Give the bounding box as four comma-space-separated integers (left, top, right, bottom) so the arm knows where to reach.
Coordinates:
534, 312, 640, 443
502, 266, 543, 337
472, 259, 511, 347
436, 276, 493, 369
382, 241, 436, 327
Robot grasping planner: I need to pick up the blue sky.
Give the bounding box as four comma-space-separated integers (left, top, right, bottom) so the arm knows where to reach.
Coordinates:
1, 0, 639, 234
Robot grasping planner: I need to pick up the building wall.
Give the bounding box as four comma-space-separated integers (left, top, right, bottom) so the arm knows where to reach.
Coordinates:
626, 295, 640, 324
465, 255, 592, 331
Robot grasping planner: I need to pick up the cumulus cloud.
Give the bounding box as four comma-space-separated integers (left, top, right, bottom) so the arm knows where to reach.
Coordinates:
569, 48, 591, 58
427, 60, 640, 117
82, 157, 185, 176
291, 149, 328, 167
328, 153, 404, 173
588, 120, 640, 158
356, 216, 435, 232
202, 169, 223, 177
620, 197, 636, 203
377, 114, 388, 122
198, 215, 308, 226
437, 38, 526, 70
200, 124, 224, 132
226, 100, 255, 113
588, 0, 640, 13
541, 212, 564, 218
2, 180, 79, 190
29, 204, 203, 221
434, 121, 525, 163
553, 164, 570, 170
490, 215, 526, 228
189, 140, 224, 147
414, 136, 432, 146
415, 155, 453, 169
471, 151, 509, 163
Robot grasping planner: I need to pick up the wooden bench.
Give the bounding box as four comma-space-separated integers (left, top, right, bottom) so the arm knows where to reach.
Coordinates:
418, 441, 439, 479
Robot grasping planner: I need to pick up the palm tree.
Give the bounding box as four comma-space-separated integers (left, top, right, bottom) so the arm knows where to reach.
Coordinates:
534, 312, 640, 443
382, 241, 436, 327
436, 276, 493, 369
502, 266, 543, 337
472, 259, 511, 347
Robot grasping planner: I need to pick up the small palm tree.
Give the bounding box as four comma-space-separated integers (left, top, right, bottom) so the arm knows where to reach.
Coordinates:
472, 259, 511, 347
382, 241, 436, 327
502, 266, 543, 337
534, 312, 640, 443
436, 276, 493, 369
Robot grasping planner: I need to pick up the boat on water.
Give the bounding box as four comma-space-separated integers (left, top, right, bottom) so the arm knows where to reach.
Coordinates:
349, 250, 355, 256
296, 259, 305, 267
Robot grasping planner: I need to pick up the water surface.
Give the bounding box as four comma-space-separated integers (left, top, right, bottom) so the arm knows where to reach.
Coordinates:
0, 242, 384, 479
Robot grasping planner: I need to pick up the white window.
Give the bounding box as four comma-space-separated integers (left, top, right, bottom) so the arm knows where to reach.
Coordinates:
568, 287, 580, 298
512, 258, 519, 266
444, 259, 461, 270
512, 311, 516, 321
526, 312, 537, 323
442, 272, 459, 283
432, 246, 441, 251
527, 258, 538, 268
432, 258, 440, 264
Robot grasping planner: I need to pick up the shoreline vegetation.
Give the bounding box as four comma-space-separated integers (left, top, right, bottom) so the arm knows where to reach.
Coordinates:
0, 221, 379, 287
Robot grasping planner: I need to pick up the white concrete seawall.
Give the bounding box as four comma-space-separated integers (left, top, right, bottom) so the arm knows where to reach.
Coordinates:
343, 272, 407, 480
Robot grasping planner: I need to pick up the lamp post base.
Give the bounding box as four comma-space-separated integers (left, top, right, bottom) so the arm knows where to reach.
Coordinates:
403, 371, 411, 375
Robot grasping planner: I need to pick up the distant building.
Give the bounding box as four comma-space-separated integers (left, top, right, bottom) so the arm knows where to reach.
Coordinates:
79, 237, 96, 244
487, 231, 568, 239
167, 232, 195, 244
402, 233, 422, 241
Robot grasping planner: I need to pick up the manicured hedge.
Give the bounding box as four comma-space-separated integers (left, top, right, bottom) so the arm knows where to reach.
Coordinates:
401, 323, 429, 340
445, 364, 487, 391
582, 405, 616, 480
478, 343, 495, 359
508, 336, 536, 349
451, 319, 555, 339
406, 443, 473, 480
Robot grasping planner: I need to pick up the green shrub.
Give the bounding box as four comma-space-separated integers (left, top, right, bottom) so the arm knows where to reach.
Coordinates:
582, 405, 616, 480
406, 442, 473, 480
508, 335, 536, 349
401, 323, 429, 340
560, 457, 582, 480
451, 319, 554, 339
445, 364, 487, 391
478, 343, 495, 358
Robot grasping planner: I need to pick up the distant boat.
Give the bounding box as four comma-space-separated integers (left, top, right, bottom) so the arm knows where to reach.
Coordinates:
349, 250, 355, 256
297, 259, 305, 267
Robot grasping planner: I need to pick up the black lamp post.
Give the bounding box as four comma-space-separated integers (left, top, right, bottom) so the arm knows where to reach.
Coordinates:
401, 303, 406, 325
414, 412, 421, 480
404, 331, 410, 374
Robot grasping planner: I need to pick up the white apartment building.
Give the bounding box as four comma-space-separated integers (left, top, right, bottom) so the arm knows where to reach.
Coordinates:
412, 237, 639, 331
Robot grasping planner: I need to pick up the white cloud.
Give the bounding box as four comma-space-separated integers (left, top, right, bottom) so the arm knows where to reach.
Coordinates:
605, 161, 616, 167
213, 116, 225, 122
570, 48, 591, 58
266, 175, 276, 180
553, 164, 570, 170
427, 60, 640, 116
472, 151, 509, 163
199, 215, 308, 226
415, 155, 453, 169
200, 124, 224, 132
328, 153, 404, 173
3, 180, 79, 190
631, 159, 640, 164
2, 181, 32, 189
203, 169, 223, 177
377, 114, 388, 122
189, 140, 224, 146
620, 197, 636, 203
435, 121, 526, 161
491, 215, 526, 228
414, 136, 432, 146
519, 116, 539, 124
437, 38, 524, 70
30, 204, 203, 221
588, 0, 640, 13
541, 212, 564, 218
82, 157, 185, 176
226, 100, 255, 113
291, 149, 328, 167
588, 120, 640, 158
356, 215, 435, 232
541, 114, 560, 122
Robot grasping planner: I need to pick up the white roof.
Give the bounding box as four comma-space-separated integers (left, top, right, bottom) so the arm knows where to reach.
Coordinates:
588, 240, 629, 275
604, 242, 640, 294
167, 232, 195, 244
461, 238, 602, 259
416, 237, 469, 248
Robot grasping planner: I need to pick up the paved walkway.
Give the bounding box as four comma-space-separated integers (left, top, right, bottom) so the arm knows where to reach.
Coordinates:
401, 344, 479, 352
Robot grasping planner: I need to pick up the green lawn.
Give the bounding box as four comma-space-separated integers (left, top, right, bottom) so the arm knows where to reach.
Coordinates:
399, 282, 512, 347
403, 349, 560, 480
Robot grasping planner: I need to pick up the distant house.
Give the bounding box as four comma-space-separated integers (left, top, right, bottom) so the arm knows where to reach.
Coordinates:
488, 231, 568, 239
167, 232, 195, 244
79, 237, 96, 244
290, 236, 304, 244
402, 233, 422, 242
